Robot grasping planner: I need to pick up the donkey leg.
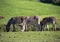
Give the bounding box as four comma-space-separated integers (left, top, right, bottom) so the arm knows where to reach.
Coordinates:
45, 25, 49, 31
52, 21, 56, 31
37, 24, 40, 31
35, 24, 39, 31
47, 25, 49, 31
12, 24, 16, 32
21, 25, 25, 32
25, 25, 28, 31
53, 24, 56, 31
44, 25, 46, 31
40, 25, 43, 31
41, 25, 45, 31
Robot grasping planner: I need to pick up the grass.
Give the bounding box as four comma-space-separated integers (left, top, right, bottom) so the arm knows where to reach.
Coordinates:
0, 0, 60, 42
0, 0, 60, 19
0, 31, 60, 42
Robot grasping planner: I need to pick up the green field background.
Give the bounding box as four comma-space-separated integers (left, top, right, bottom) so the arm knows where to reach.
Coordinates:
0, 0, 60, 42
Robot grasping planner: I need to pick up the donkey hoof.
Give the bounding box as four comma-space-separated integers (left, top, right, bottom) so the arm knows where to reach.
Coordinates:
21, 30, 24, 32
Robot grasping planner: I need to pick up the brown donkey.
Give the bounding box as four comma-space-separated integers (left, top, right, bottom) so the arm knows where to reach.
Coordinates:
25, 16, 41, 31
40, 16, 56, 31
6, 16, 26, 32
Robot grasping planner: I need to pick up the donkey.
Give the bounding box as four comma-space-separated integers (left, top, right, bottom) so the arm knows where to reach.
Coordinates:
25, 16, 40, 31
40, 16, 56, 31
6, 16, 26, 32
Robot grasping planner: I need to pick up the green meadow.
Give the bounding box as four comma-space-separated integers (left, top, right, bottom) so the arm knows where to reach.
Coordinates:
0, 31, 60, 42
0, 0, 60, 42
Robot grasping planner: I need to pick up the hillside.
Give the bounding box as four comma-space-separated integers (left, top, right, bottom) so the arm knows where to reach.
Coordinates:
0, 0, 60, 23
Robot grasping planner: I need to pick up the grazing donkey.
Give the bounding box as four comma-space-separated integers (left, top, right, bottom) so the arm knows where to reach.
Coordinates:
40, 16, 56, 31
25, 16, 40, 31
6, 16, 26, 32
